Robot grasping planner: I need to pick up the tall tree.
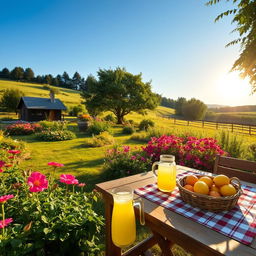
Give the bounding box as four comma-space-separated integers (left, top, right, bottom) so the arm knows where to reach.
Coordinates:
72, 72, 82, 90
81, 68, 159, 124
62, 72, 70, 86
10, 67, 24, 81
207, 0, 256, 91
0, 68, 10, 79
182, 98, 207, 120
24, 68, 35, 81
175, 97, 187, 115
0, 89, 24, 112
44, 74, 53, 85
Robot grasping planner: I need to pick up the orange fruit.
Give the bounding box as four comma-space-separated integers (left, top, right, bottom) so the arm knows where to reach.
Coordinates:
184, 184, 194, 192
194, 181, 209, 195
199, 176, 213, 188
219, 184, 237, 196
213, 175, 230, 187
185, 175, 198, 186
210, 184, 220, 193
209, 190, 221, 198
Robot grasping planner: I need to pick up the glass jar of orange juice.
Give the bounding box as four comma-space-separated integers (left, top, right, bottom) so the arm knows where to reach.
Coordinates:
152, 155, 176, 192
111, 186, 145, 248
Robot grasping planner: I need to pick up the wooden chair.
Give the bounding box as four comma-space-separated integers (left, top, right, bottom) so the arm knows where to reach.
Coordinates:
213, 155, 256, 184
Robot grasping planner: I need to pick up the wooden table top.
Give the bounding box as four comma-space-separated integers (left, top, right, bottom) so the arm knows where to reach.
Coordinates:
96, 165, 256, 256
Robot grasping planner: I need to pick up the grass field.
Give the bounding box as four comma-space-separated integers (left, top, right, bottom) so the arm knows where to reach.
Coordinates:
0, 79, 82, 107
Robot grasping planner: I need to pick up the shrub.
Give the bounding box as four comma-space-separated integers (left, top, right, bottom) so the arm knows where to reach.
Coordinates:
87, 120, 111, 135
0, 137, 26, 151
139, 119, 155, 131
142, 135, 228, 171
5, 122, 42, 135
104, 114, 116, 122
86, 131, 115, 147
0, 89, 24, 112
103, 145, 151, 180
122, 125, 136, 134
39, 121, 67, 131
36, 130, 76, 141
181, 98, 207, 120
0, 155, 103, 255
69, 105, 86, 116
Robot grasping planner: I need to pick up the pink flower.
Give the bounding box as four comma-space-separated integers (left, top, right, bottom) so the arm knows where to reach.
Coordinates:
0, 194, 14, 203
27, 172, 48, 192
48, 162, 64, 167
123, 146, 130, 153
8, 150, 21, 155
131, 156, 136, 160
0, 161, 5, 168
60, 174, 78, 185
78, 183, 86, 187
0, 218, 13, 228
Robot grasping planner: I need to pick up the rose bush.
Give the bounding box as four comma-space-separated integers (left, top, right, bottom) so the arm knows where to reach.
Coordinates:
103, 145, 151, 180
0, 149, 103, 255
5, 122, 42, 135
142, 135, 228, 171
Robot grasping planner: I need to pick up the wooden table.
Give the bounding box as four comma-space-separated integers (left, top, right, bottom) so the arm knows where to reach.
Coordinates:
95, 165, 256, 256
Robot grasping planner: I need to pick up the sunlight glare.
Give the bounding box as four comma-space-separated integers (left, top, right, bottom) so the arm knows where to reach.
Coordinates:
215, 72, 252, 106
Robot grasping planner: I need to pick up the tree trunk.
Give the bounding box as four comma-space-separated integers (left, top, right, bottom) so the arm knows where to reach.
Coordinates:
116, 114, 124, 124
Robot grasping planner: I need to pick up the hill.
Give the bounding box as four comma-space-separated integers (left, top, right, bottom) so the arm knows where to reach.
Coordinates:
0, 79, 175, 119
0, 79, 82, 107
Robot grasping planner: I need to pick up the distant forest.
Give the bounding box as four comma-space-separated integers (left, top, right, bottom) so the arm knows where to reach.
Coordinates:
211, 105, 256, 112
0, 66, 178, 109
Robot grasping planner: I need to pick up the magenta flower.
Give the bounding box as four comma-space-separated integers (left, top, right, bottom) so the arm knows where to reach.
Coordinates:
0, 218, 13, 229
123, 146, 130, 153
0, 161, 6, 168
60, 174, 78, 185
27, 172, 48, 192
78, 183, 86, 187
8, 150, 21, 155
0, 194, 14, 204
48, 162, 64, 167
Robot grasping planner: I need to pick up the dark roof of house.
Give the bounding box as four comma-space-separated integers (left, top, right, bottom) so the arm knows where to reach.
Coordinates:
17, 97, 67, 110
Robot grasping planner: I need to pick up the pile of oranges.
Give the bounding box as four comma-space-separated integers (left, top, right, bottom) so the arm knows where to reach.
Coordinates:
183, 174, 237, 197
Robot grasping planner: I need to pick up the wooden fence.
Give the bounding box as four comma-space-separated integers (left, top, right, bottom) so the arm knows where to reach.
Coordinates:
172, 118, 256, 136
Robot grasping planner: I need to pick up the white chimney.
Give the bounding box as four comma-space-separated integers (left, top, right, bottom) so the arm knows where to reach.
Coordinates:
50, 91, 55, 103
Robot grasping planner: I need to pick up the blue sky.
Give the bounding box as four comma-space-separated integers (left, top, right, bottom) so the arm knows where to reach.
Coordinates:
0, 0, 255, 106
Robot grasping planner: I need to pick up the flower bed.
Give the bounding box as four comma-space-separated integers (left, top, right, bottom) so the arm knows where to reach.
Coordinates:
36, 129, 76, 141
5, 122, 42, 135
0, 149, 103, 255
142, 135, 228, 171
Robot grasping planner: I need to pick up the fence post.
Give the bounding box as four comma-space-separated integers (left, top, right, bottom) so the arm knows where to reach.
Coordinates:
216, 123, 218, 130
174, 119, 176, 124
187, 120, 189, 126
249, 126, 251, 135
202, 121, 204, 128
231, 123, 233, 133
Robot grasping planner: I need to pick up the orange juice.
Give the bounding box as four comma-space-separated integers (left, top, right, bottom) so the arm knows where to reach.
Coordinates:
157, 162, 176, 192
111, 191, 136, 248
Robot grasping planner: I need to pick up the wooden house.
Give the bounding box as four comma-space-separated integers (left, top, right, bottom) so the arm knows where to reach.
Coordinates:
17, 93, 67, 121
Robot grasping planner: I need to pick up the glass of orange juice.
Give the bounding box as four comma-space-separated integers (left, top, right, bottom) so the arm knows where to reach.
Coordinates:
111, 186, 145, 248
152, 155, 176, 192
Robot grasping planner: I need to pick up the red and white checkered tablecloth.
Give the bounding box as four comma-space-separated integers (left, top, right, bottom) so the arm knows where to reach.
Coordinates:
135, 170, 256, 245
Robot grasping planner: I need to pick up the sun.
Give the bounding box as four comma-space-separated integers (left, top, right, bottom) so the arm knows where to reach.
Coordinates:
216, 72, 252, 106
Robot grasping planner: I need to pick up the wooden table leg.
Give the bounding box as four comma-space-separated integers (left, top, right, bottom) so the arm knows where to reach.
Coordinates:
151, 230, 174, 256
105, 199, 121, 256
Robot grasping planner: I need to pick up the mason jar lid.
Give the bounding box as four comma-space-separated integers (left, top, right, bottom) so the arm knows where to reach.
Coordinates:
160, 154, 175, 162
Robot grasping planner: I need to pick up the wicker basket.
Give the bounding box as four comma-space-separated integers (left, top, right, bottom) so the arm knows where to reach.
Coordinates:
177, 175, 242, 212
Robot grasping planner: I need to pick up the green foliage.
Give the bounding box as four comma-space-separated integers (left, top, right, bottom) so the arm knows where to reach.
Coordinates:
0, 157, 103, 255
86, 131, 115, 147
103, 145, 151, 180
175, 97, 186, 115
139, 119, 155, 131
24, 68, 34, 81
182, 98, 207, 120
36, 130, 76, 141
10, 67, 24, 81
39, 121, 67, 131
217, 130, 244, 158
248, 143, 256, 161
87, 120, 111, 135
0, 136, 26, 151
122, 125, 136, 134
104, 114, 116, 122
81, 67, 160, 124
69, 104, 86, 116
206, 0, 256, 89
0, 89, 24, 112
